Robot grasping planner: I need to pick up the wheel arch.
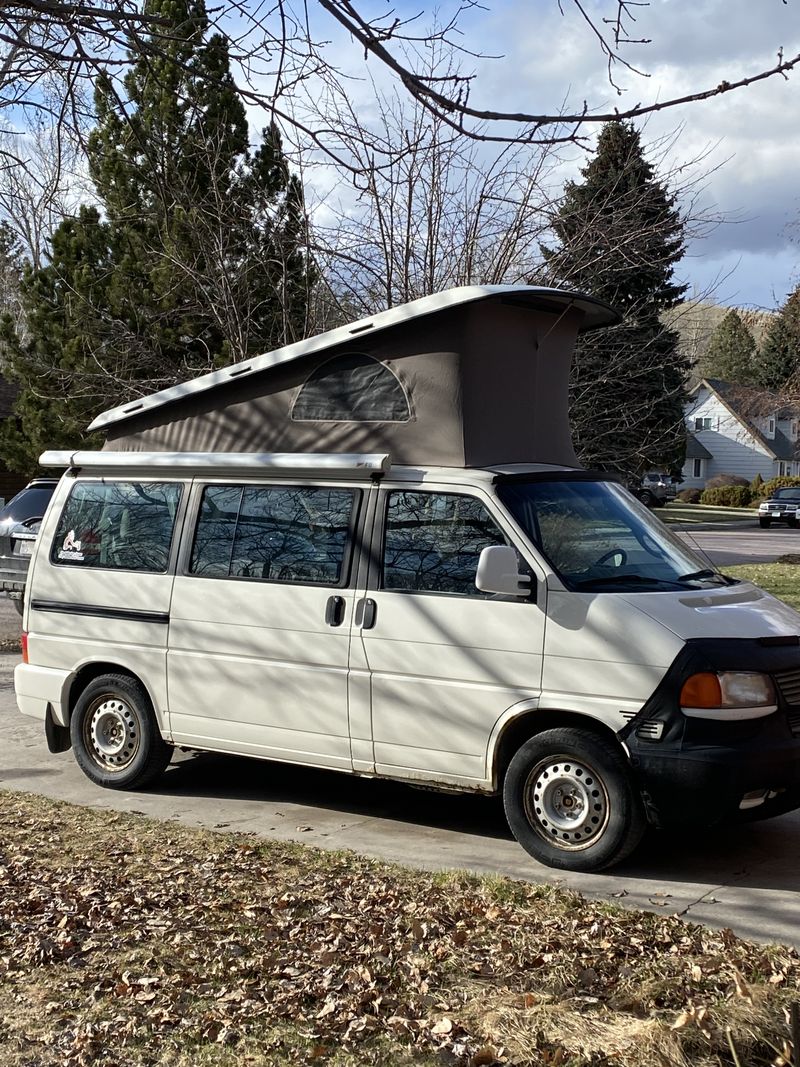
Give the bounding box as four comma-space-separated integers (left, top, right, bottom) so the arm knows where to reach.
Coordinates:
490, 708, 626, 791
65, 661, 161, 728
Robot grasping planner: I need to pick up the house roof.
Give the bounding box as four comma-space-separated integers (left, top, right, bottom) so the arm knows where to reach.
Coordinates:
685, 435, 712, 459
88, 285, 619, 434
691, 378, 800, 461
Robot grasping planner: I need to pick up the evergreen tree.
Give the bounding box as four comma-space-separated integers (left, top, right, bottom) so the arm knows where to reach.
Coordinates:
752, 287, 800, 391
701, 309, 756, 383
0, 0, 314, 472
542, 121, 688, 479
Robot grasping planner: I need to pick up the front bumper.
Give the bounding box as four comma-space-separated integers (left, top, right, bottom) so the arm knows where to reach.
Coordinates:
620, 638, 800, 827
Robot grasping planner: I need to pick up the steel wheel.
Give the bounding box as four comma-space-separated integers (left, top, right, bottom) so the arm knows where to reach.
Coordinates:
83, 694, 141, 773
503, 727, 646, 872
70, 673, 172, 790
523, 754, 609, 852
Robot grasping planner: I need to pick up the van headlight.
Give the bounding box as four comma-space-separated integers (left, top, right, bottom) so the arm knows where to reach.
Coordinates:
680, 672, 777, 720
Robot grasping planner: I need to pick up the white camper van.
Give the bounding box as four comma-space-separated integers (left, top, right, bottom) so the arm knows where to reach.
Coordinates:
14, 286, 800, 872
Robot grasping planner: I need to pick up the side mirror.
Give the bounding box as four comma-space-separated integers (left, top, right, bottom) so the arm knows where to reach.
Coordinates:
475, 545, 532, 597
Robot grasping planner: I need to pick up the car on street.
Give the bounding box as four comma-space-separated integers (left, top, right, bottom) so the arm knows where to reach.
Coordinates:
634, 471, 677, 508
757, 487, 800, 528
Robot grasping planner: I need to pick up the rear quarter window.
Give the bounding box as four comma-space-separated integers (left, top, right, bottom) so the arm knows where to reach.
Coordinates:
51, 481, 182, 572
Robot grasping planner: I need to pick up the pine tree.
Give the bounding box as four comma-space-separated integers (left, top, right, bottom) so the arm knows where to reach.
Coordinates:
752, 287, 800, 391
0, 0, 314, 472
542, 121, 688, 479
701, 310, 756, 384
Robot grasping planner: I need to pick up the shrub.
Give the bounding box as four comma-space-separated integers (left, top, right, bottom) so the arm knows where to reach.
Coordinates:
700, 485, 752, 507
750, 473, 764, 494
676, 488, 702, 503
705, 473, 750, 489
759, 476, 800, 500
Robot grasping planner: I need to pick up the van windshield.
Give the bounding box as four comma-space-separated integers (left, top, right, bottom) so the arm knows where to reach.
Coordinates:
497, 478, 729, 592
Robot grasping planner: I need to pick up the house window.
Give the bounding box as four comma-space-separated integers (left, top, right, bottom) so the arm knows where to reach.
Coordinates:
768, 417, 776, 434
692, 459, 702, 478
779, 462, 787, 476
792, 422, 798, 439
694, 417, 712, 431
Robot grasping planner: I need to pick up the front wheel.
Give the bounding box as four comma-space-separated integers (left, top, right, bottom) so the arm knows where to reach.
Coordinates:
70, 673, 172, 790
503, 728, 646, 872
759, 517, 771, 528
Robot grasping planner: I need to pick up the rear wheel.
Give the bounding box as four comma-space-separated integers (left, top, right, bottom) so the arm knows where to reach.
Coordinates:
503, 728, 646, 872
70, 673, 172, 789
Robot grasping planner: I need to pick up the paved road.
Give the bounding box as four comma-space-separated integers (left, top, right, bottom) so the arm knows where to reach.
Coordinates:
3, 524, 800, 949
676, 522, 800, 566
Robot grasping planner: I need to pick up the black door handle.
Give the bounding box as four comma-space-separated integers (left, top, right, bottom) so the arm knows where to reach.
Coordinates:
325, 595, 345, 627
354, 597, 377, 629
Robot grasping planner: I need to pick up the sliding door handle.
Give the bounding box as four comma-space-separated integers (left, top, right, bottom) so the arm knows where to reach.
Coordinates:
354, 597, 377, 629
325, 595, 345, 627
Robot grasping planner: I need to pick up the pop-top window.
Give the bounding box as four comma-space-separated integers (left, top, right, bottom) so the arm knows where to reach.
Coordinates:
190, 484, 357, 585
292, 353, 411, 422
51, 481, 182, 572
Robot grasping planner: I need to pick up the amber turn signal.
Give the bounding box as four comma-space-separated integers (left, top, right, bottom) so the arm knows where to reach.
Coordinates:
680, 672, 722, 708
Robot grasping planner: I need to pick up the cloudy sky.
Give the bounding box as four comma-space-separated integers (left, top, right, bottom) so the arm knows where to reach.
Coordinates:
304, 0, 800, 311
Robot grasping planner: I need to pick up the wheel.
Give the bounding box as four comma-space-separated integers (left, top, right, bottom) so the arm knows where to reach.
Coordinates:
503, 728, 646, 872
759, 518, 771, 528
638, 489, 655, 507
70, 673, 172, 789
10, 593, 23, 616
788, 516, 798, 528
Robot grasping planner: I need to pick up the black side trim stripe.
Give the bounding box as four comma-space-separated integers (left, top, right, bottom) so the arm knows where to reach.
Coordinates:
30, 600, 169, 624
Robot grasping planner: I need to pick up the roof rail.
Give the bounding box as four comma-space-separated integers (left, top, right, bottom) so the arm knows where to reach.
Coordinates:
39, 451, 392, 478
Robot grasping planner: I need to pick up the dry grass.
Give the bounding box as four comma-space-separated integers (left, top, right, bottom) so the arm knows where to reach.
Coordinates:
1, 791, 798, 1066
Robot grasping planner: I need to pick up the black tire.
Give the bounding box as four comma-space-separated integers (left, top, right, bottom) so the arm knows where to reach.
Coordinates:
70, 673, 172, 790
503, 728, 646, 872
788, 516, 798, 528
759, 517, 771, 528
638, 489, 655, 507
10, 594, 23, 617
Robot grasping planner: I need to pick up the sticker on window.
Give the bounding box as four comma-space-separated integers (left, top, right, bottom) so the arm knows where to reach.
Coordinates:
58, 529, 84, 561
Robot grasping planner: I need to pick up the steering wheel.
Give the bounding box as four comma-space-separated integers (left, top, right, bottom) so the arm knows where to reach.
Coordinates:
593, 547, 628, 568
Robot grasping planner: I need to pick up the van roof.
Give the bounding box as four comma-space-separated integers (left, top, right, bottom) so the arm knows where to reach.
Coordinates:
88, 285, 618, 435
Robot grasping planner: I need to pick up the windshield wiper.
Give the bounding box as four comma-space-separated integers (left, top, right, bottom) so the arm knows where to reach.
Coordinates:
574, 574, 684, 590
677, 568, 728, 585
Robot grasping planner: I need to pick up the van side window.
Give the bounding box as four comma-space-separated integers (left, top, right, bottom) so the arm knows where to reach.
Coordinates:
51, 481, 182, 572
382, 491, 506, 595
190, 485, 357, 585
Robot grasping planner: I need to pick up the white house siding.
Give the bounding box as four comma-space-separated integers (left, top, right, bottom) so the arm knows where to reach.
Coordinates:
681, 388, 774, 488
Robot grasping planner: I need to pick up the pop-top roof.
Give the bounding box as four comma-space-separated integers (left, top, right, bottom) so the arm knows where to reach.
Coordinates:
88, 285, 618, 434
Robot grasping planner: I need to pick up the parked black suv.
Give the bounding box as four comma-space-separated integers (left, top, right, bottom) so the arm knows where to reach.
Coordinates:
0, 479, 58, 613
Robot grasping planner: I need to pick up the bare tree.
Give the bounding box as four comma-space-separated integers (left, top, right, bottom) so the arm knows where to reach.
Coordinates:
0, 1, 797, 165
306, 45, 563, 317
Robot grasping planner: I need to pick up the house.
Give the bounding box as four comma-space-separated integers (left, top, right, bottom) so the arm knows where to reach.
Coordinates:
681, 378, 800, 489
